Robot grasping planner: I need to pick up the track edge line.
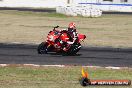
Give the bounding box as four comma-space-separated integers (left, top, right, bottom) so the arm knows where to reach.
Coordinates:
0, 64, 130, 69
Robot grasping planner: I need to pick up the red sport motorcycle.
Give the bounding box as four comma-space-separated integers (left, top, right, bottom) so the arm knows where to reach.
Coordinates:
37, 26, 86, 55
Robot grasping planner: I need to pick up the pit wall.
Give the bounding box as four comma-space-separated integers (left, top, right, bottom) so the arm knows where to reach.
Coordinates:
79, 3, 132, 12
0, 0, 67, 8
0, 0, 132, 12
70, 0, 132, 12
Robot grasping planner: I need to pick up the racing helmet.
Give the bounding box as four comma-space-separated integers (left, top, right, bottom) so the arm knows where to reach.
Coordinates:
68, 22, 76, 32
68, 22, 76, 29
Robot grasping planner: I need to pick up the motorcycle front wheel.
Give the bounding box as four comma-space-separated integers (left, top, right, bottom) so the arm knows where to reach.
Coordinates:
37, 42, 48, 54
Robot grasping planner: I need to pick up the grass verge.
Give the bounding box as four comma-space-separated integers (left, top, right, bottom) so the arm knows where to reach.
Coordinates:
0, 10, 132, 48
0, 10, 67, 18
0, 66, 131, 88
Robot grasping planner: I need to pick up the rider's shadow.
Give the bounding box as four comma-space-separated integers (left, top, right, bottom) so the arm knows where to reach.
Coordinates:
49, 53, 82, 56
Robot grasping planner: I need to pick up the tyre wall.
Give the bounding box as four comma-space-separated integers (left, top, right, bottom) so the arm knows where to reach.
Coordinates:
56, 5, 102, 17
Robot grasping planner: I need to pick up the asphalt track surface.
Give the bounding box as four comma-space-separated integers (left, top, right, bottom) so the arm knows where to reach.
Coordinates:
0, 8, 132, 67
0, 43, 132, 67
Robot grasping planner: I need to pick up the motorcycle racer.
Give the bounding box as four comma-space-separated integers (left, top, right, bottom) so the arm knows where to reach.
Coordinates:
50, 22, 78, 51
38, 23, 86, 55
67, 22, 78, 44
59, 22, 78, 51
61, 22, 78, 51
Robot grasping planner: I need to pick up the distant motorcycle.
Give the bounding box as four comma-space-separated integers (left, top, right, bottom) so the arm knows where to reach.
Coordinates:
37, 26, 86, 55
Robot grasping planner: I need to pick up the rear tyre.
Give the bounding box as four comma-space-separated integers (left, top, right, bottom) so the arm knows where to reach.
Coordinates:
37, 42, 48, 54
62, 43, 81, 56
69, 44, 81, 55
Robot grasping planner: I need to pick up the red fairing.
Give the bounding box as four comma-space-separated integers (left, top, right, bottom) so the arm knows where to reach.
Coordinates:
47, 31, 86, 46
46, 31, 60, 47
78, 34, 86, 42
47, 31, 59, 42
59, 33, 69, 42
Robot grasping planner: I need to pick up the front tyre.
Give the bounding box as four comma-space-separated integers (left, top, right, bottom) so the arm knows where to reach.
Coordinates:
37, 42, 48, 54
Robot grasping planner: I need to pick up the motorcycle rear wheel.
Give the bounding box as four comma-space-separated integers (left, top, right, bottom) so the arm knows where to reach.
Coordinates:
62, 43, 81, 56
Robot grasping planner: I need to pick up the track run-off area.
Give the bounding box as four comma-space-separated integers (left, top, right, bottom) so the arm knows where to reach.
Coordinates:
0, 43, 131, 67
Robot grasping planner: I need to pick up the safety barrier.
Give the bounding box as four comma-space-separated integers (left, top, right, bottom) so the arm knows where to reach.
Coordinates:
56, 5, 102, 17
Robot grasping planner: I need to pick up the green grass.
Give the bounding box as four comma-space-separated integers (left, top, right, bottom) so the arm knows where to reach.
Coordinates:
0, 10, 132, 48
0, 66, 131, 88
0, 10, 67, 18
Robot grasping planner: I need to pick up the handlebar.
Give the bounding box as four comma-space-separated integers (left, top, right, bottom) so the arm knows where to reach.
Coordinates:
54, 25, 59, 29
53, 25, 59, 31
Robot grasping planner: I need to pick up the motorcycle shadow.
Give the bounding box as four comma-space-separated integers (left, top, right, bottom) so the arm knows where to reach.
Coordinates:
48, 52, 82, 56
